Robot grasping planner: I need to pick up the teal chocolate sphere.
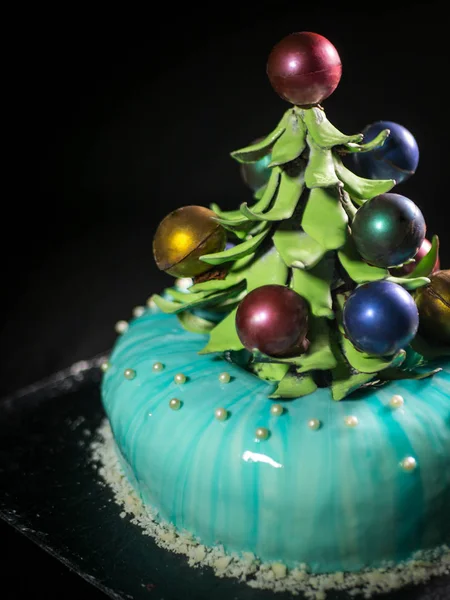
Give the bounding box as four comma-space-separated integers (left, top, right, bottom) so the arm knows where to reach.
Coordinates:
239, 138, 272, 192
351, 193, 426, 268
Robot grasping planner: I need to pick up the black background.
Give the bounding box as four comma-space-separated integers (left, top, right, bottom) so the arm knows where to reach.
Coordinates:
2, 2, 450, 597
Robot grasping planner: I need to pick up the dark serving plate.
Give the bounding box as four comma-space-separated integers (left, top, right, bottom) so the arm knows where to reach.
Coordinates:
0, 358, 448, 600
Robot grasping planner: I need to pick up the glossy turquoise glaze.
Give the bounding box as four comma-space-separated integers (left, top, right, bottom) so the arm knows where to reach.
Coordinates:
102, 307, 450, 573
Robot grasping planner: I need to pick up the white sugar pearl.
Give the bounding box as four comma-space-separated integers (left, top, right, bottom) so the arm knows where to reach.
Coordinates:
152, 362, 164, 372
270, 404, 284, 417
400, 456, 417, 472
100, 361, 110, 373
218, 372, 231, 384
255, 427, 270, 441
124, 368, 136, 380
174, 373, 187, 384
132, 306, 145, 318
115, 320, 129, 334
214, 407, 228, 421
307, 418, 321, 430
344, 415, 359, 428
390, 395, 405, 409
169, 398, 182, 411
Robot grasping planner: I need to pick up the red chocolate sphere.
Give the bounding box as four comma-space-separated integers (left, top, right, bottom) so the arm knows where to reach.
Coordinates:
390, 238, 440, 276
236, 285, 309, 357
267, 32, 342, 106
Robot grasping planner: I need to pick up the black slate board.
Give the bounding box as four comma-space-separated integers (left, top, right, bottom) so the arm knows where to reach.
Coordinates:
0, 359, 449, 600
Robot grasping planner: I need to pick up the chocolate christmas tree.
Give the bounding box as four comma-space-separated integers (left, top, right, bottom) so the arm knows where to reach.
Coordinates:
151, 32, 449, 400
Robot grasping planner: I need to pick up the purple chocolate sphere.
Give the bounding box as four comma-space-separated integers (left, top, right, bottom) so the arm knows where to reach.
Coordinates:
236, 285, 309, 357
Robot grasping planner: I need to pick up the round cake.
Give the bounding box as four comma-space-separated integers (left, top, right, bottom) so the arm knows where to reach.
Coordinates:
101, 307, 450, 575
96, 31, 450, 597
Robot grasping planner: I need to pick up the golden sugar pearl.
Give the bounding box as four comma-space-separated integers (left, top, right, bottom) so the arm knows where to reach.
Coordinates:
132, 305, 145, 318
152, 205, 227, 278
307, 418, 321, 430
389, 394, 405, 409
124, 368, 136, 380
115, 320, 129, 334
174, 373, 187, 384
214, 407, 228, 421
344, 415, 359, 428
255, 427, 270, 441
218, 372, 231, 384
169, 398, 182, 411
270, 404, 284, 417
100, 361, 110, 373
152, 362, 164, 372
400, 456, 417, 472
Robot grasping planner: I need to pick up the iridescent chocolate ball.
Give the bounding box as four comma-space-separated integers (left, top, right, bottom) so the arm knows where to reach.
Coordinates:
414, 270, 450, 345
351, 193, 426, 268
153, 206, 226, 277
266, 32, 342, 106
236, 284, 309, 357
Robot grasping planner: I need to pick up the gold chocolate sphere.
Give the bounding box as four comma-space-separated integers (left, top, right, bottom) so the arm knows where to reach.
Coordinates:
153, 206, 226, 277
414, 270, 450, 345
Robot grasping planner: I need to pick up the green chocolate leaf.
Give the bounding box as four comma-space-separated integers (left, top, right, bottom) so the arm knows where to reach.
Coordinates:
177, 310, 216, 334
269, 112, 306, 167
200, 228, 270, 265
252, 362, 290, 382
230, 111, 289, 163
253, 185, 267, 200
301, 107, 363, 148
304, 135, 340, 188
296, 317, 338, 372
385, 275, 430, 290
210, 203, 243, 222
301, 187, 348, 251
291, 259, 334, 319
331, 369, 377, 401
341, 129, 390, 153
338, 236, 388, 283
273, 228, 326, 269
246, 247, 289, 292
166, 287, 212, 303
380, 366, 442, 381
334, 155, 395, 203
407, 235, 440, 279
241, 169, 303, 222
153, 283, 245, 314
269, 369, 317, 399
199, 307, 244, 353
238, 167, 281, 219
190, 254, 256, 293
341, 336, 407, 373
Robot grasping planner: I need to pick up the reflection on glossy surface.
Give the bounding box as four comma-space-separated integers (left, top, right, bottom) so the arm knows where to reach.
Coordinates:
242, 450, 283, 469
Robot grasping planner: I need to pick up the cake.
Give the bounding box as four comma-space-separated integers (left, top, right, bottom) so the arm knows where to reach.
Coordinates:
95, 32, 450, 598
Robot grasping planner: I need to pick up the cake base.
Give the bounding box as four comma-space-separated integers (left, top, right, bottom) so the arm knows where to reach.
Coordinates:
91, 419, 450, 599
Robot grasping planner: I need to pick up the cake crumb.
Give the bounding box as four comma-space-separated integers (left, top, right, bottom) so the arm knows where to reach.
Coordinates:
90, 419, 450, 598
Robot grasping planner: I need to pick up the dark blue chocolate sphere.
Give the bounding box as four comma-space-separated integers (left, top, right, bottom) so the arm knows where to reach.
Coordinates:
350, 121, 419, 184
343, 280, 419, 356
352, 193, 426, 268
